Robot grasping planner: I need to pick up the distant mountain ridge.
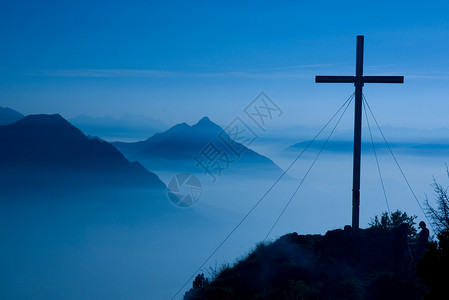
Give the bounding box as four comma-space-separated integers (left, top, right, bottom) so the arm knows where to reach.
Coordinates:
113, 116, 284, 175
0, 114, 165, 194
0, 106, 24, 125
287, 126, 449, 155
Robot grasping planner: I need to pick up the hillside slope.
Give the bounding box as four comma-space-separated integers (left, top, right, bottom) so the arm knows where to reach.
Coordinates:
185, 227, 428, 300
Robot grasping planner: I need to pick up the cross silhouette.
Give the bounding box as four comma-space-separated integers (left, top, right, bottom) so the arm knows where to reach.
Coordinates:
316, 35, 404, 229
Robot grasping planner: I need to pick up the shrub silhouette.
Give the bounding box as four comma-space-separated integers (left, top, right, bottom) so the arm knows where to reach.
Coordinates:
369, 209, 417, 239
425, 173, 449, 233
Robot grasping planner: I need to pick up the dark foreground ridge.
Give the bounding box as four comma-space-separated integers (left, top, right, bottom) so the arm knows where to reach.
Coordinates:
185, 227, 429, 300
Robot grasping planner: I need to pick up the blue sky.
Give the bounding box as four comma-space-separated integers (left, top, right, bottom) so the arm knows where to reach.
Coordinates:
1, 0, 449, 129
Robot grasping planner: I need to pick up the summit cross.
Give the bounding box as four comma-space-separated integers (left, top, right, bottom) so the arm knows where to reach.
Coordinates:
315, 35, 404, 229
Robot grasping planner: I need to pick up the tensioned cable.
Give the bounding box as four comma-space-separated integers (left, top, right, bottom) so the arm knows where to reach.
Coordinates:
363, 94, 434, 229
362, 96, 391, 215
264, 94, 354, 241
169, 92, 355, 300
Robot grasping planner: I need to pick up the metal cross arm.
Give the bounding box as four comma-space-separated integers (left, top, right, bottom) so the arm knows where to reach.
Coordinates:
316, 75, 404, 84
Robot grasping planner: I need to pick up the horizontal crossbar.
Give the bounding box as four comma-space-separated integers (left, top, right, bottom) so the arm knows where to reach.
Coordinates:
315, 76, 355, 83
363, 76, 404, 83
315, 75, 404, 84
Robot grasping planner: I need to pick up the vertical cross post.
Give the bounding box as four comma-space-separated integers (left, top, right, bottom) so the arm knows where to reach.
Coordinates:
352, 35, 364, 229
315, 35, 404, 229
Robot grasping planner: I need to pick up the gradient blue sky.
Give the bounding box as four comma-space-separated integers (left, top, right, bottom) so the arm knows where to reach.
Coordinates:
1, 0, 449, 129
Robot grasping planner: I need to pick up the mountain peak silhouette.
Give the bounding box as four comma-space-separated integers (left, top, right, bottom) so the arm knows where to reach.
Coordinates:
198, 116, 211, 121
0, 106, 24, 125
18, 114, 72, 127
0, 114, 165, 193
196, 116, 213, 125
192, 116, 223, 133
113, 116, 283, 175
6, 114, 86, 141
